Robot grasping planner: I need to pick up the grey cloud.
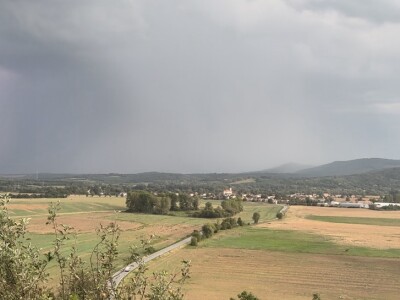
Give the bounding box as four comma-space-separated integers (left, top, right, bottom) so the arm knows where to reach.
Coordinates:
1, 0, 400, 173
286, 0, 400, 24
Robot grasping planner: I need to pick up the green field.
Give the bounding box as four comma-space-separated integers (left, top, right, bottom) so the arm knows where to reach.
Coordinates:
200, 226, 400, 258
306, 215, 400, 227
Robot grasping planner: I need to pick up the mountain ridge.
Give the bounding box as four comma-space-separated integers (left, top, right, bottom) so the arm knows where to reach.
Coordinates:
295, 158, 400, 177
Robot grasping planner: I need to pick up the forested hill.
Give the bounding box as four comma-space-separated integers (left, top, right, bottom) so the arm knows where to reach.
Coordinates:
4, 165, 400, 196
296, 158, 400, 177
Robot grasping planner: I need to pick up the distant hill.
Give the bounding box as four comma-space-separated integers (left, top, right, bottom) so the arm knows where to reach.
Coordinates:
265, 163, 313, 174
5, 160, 400, 196
297, 158, 400, 177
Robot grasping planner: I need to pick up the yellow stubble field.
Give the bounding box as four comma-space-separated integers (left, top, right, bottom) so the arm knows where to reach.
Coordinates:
144, 205, 400, 300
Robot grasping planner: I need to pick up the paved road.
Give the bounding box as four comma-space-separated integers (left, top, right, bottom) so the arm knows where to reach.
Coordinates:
111, 236, 192, 293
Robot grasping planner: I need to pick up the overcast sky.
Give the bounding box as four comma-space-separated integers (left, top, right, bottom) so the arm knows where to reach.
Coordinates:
1, 0, 400, 174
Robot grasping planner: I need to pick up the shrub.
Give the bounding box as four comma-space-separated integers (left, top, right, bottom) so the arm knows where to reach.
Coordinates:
220, 217, 237, 230
276, 212, 283, 219
202, 223, 215, 238
312, 293, 322, 300
190, 236, 198, 246
191, 230, 202, 242
230, 290, 259, 300
145, 246, 156, 254
252, 212, 260, 224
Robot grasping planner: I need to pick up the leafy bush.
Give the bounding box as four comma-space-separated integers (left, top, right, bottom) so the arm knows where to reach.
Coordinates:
190, 237, 198, 246
202, 223, 215, 238
252, 212, 260, 224
191, 230, 202, 242
230, 290, 259, 300
220, 217, 237, 230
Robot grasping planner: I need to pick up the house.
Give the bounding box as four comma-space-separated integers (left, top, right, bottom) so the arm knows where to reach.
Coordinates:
223, 188, 233, 197
374, 202, 400, 209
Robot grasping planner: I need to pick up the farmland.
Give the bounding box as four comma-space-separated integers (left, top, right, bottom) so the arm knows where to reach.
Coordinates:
5, 195, 280, 285
144, 206, 400, 300
146, 248, 400, 300
6, 195, 400, 299
5, 195, 198, 284
263, 206, 400, 249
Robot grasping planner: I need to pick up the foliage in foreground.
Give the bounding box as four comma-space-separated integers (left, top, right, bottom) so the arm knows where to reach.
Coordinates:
0, 194, 190, 300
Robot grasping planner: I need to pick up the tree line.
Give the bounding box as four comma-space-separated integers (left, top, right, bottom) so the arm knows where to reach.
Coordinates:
125, 191, 199, 215
192, 199, 243, 218
126, 191, 245, 218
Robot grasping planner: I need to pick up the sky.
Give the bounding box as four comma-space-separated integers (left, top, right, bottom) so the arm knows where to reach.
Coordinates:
1, 0, 400, 174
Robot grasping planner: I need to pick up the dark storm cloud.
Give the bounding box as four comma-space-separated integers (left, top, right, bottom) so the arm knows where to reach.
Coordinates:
1, 0, 400, 173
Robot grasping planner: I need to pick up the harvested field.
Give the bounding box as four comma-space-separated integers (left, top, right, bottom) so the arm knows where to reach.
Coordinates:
147, 248, 400, 300
289, 206, 400, 219
259, 206, 400, 249
27, 212, 143, 233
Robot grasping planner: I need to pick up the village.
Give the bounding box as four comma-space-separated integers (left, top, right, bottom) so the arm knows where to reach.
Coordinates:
192, 187, 400, 210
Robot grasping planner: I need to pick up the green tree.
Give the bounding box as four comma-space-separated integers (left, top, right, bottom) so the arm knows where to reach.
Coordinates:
221, 198, 243, 215
169, 193, 179, 211
190, 237, 198, 246
126, 191, 171, 215
201, 223, 215, 238
154, 196, 171, 215
192, 196, 200, 210
252, 212, 260, 224
204, 202, 213, 211
178, 194, 192, 211
191, 230, 202, 242
126, 190, 156, 213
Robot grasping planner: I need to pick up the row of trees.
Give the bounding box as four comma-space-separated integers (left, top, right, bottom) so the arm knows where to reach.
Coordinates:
190, 216, 246, 246
192, 199, 243, 218
126, 191, 199, 215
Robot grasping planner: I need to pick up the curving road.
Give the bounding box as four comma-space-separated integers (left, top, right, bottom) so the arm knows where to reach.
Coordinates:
111, 236, 192, 295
